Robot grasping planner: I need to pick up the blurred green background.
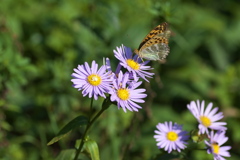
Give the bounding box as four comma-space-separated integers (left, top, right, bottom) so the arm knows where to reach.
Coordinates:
0, 0, 240, 159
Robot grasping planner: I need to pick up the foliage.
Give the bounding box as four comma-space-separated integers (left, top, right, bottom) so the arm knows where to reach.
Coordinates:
0, 0, 240, 159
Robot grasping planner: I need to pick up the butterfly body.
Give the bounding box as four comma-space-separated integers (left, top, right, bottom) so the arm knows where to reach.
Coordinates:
134, 22, 171, 61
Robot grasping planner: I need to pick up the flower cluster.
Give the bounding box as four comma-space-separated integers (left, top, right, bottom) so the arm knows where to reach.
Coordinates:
71, 45, 153, 112
154, 100, 231, 160
187, 100, 231, 160
70, 43, 232, 159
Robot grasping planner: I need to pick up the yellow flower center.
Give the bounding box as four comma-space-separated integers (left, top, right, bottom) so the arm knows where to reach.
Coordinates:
126, 59, 140, 70
87, 74, 102, 86
212, 143, 219, 154
166, 131, 178, 141
200, 116, 211, 127
117, 88, 130, 100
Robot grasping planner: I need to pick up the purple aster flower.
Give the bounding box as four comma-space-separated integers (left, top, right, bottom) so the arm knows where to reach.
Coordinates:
113, 44, 154, 82
154, 121, 189, 153
187, 100, 227, 134
71, 60, 113, 100
109, 71, 147, 112
205, 131, 231, 160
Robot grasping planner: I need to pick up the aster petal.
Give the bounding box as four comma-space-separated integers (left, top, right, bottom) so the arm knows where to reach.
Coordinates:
132, 87, 146, 93
210, 122, 227, 129
200, 100, 205, 115
97, 65, 106, 75
84, 62, 91, 74
122, 73, 129, 88
130, 98, 145, 103
160, 123, 169, 133
91, 60, 98, 74
76, 65, 88, 76
207, 107, 219, 117
118, 102, 127, 112
131, 81, 143, 89
72, 68, 84, 77
219, 146, 231, 156
128, 100, 142, 109
211, 112, 224, 121
72, 73, 83, 79
122, 101, 133, 112
204, 102, 213, 115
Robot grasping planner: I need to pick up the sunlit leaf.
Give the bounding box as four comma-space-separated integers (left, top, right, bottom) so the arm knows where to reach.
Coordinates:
74, 138, 100, 160
85, 139, 100, 160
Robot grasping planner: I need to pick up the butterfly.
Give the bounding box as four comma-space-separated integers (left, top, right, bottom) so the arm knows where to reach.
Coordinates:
134, 22, 171, 61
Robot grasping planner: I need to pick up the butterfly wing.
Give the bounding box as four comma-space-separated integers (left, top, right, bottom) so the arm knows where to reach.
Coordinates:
135, 22, 171, 61
137, 22, 168, 50
138, 36, 170, 61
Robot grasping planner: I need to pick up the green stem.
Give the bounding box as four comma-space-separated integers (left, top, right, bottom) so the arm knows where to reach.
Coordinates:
89, 97, 94, 119
73, 97, 111, 160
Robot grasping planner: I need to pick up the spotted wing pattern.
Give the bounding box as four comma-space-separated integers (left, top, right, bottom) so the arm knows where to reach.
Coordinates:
135, 22, 171, 61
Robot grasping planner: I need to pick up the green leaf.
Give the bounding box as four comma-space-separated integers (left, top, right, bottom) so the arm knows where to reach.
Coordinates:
56, 149, 75, 160
47, 115, 88, 145
74, 138, 100, 160
84, 139, 100, 160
